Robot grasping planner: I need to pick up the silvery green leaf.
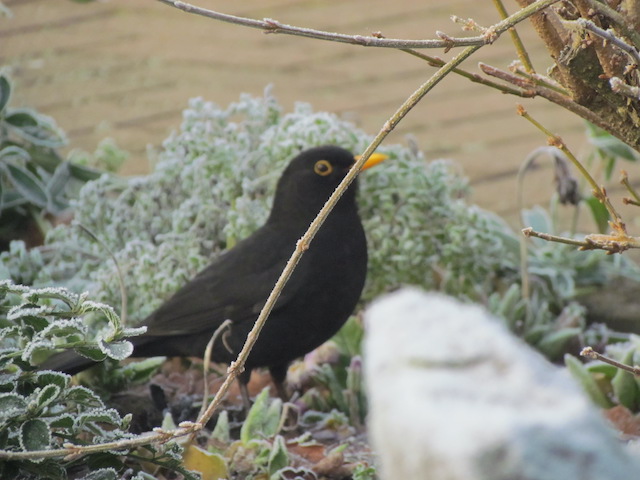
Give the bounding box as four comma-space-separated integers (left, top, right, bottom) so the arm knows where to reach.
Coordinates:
19, 418, 51, 451
98, 339, 133, 361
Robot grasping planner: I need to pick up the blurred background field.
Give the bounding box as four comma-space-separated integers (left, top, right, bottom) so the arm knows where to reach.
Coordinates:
1, 0, 623, 223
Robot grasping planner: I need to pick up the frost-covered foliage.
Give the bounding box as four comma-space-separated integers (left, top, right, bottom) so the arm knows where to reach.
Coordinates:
2, 88, 516, 324
0, 281, 198, 480
2, 89, 632, 357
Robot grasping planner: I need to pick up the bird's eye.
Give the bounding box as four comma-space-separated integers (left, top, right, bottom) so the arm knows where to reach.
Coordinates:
314, 160, 333, 176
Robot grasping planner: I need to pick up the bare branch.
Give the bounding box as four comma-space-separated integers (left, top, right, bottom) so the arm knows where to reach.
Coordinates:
621, 170, 640, 203
581, 346, 640, 375
156, 0, 561, 50
610, 77, 640, 100
517, 104, 626, 231
581, 0, 640, 48
479, 63, 614, 132
491, 0, 535, 72
576, 18, 640, 65
522, 227, 592, 248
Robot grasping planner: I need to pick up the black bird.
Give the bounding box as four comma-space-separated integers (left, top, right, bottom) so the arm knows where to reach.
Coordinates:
43, 146, 386, 406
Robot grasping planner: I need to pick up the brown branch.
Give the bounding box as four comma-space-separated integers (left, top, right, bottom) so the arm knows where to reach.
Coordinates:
400, 49, 531, 97
522, 227, 592, 248
523, 227, 640, 253
581, 346, 640, 375
581, 0, 640, 49
479, 63, 613, 131
156, 0, 561, 50
514, 0, 596, 103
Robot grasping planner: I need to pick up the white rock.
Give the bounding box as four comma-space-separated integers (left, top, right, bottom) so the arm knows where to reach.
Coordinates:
364, 288, 639, 480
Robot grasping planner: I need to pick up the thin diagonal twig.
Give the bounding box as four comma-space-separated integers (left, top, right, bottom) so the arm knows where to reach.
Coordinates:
491, 0, 535, 72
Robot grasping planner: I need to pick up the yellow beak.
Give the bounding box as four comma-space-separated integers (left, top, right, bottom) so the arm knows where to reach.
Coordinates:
356, 152, 388, 171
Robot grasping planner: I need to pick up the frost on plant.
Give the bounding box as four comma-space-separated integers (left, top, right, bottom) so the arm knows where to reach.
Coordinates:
3, 88, 513, 326
1, 88, 624, 356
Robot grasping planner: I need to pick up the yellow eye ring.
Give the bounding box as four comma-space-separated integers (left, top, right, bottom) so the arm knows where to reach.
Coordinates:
314, 160, 333, 176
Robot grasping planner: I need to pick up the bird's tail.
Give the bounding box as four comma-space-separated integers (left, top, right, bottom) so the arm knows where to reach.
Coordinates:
39, 349, 98, 375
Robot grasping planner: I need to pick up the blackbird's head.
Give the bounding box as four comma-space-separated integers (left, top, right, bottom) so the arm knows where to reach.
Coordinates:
268, 145, 386, 225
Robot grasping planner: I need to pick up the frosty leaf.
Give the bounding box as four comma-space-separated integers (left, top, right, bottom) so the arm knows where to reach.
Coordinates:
0, 393, 27, 417
75, 408, 122, 428
268, 435, 289, 476
98, 339, 133, 361
35, 384, 61, 409
75, 344, 107, 362
65, 386, 105, 408
121, 326, 147, 338
49, 414, 74, 429
20, 418, 51, 451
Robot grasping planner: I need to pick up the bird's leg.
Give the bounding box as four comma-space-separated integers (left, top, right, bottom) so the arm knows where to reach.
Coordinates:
268, 363, 290, 402
238, 369, 253, 412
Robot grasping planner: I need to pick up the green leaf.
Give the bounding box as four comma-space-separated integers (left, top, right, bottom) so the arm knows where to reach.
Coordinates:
49, 414, 74, 428
5, 109, 38, 128
65, 386, 105, 407
17, 312, 49, 332
352, 463, 377, 480
0, 370, 19, 390
46, 161, 72, 211
86, 453, 125, 472
68, 161, 103, 182
521, 206, 553, 236
612, 349, 639, 410
20, 418, 51, 451
0, 145, 29, 162
585, 362, 617, 379
35, 383, 61, 409
332, 315, 364, 357
211, 410, 230, 444
4, 108, 66, 148
98, 339, 133, 361
268, 435, 289, 476
584, 196, 609, 234
2, 163, 49, 208
76, 344, 108, 362
565, 354, 613, 408
48, 159, 71, 194
604, 157, 616, 180
241, 387, 282, 444
536, 327, 582, 361
43, 319, 86, 338
76, 408, 121, 427
117, 356, 164, 384
0, 74, 10, 114
0, 393, 27, 417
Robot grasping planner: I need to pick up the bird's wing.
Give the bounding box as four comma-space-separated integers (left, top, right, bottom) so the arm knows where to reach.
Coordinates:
142, 224, 307, 336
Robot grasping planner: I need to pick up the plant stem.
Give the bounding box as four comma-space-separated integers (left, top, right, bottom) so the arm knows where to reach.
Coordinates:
581, 346, 640, 376
516, 105, 625, 230
491, 0, 535, 72
402, 49, 531, 96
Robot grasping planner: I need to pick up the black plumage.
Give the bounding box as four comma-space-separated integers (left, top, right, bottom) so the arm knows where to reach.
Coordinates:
43, 146, 384, 404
